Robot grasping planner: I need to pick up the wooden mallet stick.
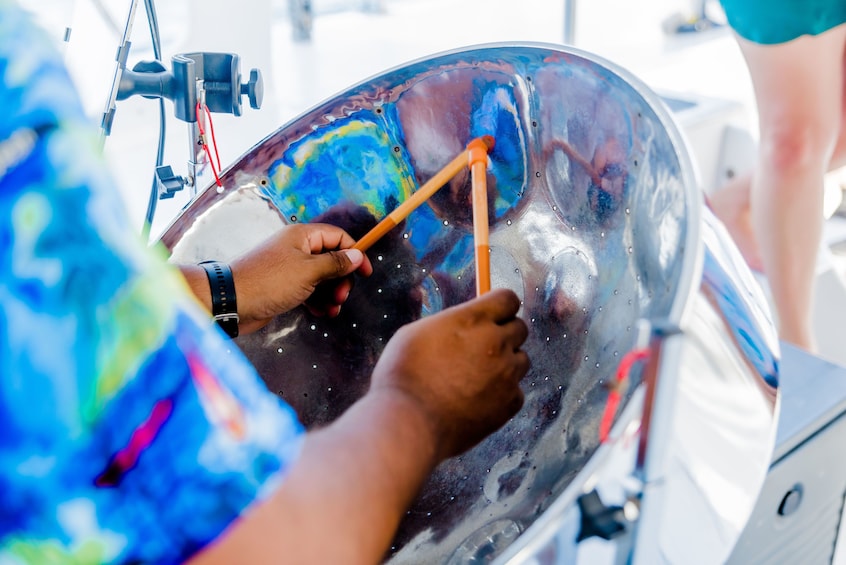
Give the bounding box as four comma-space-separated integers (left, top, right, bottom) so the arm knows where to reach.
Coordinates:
468, 137, 493, 296
353, 135, 495, 253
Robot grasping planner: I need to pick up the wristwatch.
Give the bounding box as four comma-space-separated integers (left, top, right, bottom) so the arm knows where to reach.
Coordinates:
198, 261, 239, 339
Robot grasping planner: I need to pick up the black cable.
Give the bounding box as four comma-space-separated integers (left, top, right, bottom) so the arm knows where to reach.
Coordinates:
142, 0, 165, 240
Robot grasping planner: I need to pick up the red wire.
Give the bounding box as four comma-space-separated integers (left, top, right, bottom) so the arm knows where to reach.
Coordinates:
203, 103, 223, 173
599, 347, 650, 444
202, 142, 223, 188
195, 101, 223, 188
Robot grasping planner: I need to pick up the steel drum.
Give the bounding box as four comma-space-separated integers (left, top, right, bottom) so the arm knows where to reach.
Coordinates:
161, 43, 780, 564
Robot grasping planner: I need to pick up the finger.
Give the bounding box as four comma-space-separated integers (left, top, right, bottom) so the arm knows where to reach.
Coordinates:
306, 281, 350, 312
325, 304, 342, 318
304, 225, 374, 277
500, 317, 529, 350
513, 350, 531, 382
508, 388, 525, 417
306, 248, 365, 284
463, 288, 521, 324
304, 303, 343, 318
356, 254, 374, 277
332, 278, 354, 305
304, 304, 327, 317
305, 223, 357, 253
306, 274, 356, 314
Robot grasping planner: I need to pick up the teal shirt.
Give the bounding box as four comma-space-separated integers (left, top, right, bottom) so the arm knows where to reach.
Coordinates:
0, 2, 303, 563
720, 0, 846, 44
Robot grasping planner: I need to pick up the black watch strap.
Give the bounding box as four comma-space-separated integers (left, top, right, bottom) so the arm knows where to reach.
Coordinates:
199, 261, 239, 339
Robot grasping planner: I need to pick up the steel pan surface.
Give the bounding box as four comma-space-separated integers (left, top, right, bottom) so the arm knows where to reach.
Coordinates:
161, 43, 756, 563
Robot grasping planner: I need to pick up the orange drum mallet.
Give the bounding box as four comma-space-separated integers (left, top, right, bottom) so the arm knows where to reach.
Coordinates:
468, 137, 491, 296
353, 135, 495, 296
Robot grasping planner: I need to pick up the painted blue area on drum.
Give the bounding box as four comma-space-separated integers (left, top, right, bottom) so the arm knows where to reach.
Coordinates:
470, 83, 527, 219
260, 98, 512, 278
394, 76, 526, 273
264, 112, 416, 223
439, 232, 475, 276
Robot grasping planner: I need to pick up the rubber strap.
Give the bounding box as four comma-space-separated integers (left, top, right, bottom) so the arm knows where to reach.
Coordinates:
199, 261, 239, 339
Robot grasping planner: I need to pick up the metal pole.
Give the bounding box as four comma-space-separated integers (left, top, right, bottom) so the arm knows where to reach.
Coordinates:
563, 0, 576, 45
99, 0, 140, 145
289, 0, 313, 42
186, 82, 205, 197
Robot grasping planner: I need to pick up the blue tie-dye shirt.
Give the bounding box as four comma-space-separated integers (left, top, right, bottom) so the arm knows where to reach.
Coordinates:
0, 3, 303, 563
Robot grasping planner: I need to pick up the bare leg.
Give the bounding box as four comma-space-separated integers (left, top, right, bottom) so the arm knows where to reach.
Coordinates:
708, 169, 762, 270
711, 36, 846, 273
735, 25, 846, 351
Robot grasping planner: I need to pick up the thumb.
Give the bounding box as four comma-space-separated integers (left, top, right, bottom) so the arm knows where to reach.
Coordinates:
308, 248, 364, 282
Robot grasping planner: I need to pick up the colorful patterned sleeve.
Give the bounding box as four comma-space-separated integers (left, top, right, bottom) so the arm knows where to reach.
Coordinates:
0, 3, 304, 564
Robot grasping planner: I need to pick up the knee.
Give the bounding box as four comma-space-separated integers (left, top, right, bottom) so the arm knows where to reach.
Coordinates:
759, 120, 836, 177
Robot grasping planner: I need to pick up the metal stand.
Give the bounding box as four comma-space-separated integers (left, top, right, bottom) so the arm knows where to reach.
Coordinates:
563, 0, 576, 45
289, 0, 313, 42
116, 52, 263, 196
99, 0, 140, 145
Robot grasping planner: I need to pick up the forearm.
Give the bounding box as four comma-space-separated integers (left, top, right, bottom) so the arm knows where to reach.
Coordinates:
189, 387, 441, 565
178, 264, 213, 313
178, 263, 268, 335
178, 263, 260, 336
